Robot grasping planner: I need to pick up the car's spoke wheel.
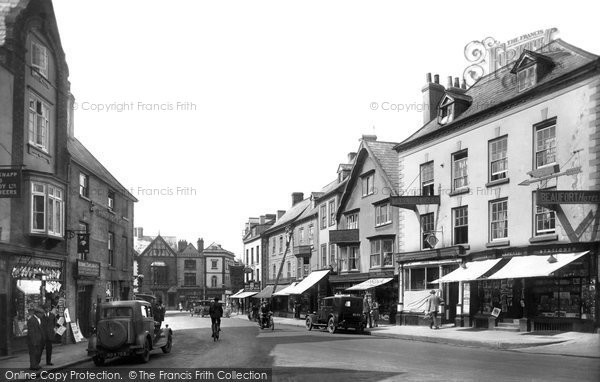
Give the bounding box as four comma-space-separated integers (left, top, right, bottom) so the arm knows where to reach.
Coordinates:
327, 317, 336, 334
305, 317, 313, 331
139, 339, 150, 363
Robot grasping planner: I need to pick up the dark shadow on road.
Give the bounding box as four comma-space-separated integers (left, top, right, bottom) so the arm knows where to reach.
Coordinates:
271, 367, 405, 382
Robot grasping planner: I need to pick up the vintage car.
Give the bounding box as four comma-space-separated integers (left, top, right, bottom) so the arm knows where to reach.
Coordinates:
87, 300, 173, 366
305, 295, 366, 334
190, 300, 212, 317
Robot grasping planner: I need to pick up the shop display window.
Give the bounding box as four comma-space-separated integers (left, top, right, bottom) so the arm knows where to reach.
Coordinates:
532, 278, 583, 318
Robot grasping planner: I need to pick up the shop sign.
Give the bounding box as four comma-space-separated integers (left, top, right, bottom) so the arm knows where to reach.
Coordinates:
536, 190, 600, 205
391, 195, 440, 207
12, 265, 61, 280
76, 260, 100, 278
0, 169, 21, 198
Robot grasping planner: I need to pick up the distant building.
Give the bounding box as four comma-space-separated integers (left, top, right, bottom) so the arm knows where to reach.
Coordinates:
202, 243, 236, 300
176, 243, 204, 306
242, 214, 275, 289
137, 235, 178, 308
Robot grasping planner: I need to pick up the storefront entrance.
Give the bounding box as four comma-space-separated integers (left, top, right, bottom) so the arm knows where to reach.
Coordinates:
77, 285, 93, 338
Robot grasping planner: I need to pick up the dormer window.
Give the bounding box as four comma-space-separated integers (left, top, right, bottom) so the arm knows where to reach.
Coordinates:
438, 99, 454, 125
517, 64, 537, 92
511, 50, 554, 93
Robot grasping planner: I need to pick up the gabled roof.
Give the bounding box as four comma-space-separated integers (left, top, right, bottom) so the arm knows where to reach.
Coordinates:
396, 40, 600, 151
179, 243, 200, 257
139, 235, 178, 258
265, 198, 311, 234
68, 137, 137, 201
203, 242, 235, 256
337, 138, 399, 218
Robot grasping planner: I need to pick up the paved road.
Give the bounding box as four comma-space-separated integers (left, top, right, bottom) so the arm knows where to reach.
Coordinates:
73, 311, 600, 382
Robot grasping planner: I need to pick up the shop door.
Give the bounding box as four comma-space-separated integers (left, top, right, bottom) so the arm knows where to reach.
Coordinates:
77, 287, 92, 338
0, 294, 7, 355
168, 293, 175, 308
446, 282, 458, 323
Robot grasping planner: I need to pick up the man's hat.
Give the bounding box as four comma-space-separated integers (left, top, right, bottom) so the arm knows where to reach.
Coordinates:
30, 306, 45, 314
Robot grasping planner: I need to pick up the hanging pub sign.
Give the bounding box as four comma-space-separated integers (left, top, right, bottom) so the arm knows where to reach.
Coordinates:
536, 190, 600, 205
77, 233, 90, 255
0, 168, 21, 198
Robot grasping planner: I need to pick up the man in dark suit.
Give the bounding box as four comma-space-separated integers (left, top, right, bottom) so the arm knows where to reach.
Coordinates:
27, 306, 45, 370
41, 304, 57, 366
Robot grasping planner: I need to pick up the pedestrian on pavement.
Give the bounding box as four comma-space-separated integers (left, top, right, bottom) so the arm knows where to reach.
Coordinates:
363, 294, 372, 328
178, 302, 183, 312
27, 306, 45, 370
371, 300, 380, 327
425, 290, 444, 329
251, 303, 259, 321
41, 304, 57, 366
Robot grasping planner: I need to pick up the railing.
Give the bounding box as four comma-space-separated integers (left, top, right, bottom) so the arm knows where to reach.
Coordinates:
532, 320, 573, 332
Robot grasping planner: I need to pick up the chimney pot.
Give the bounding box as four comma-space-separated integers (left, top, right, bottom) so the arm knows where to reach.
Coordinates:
447, 76, 453, 88
426, 73, 432, 84
454, 77, 460, 88
434, 74, 439, 84
422, 75, 445, 125
347, 152, 357, 163
461, 78, 467, 89
197, 238, 204, 253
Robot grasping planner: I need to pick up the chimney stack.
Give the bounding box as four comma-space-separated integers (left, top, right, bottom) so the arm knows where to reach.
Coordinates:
277, 210, 286, 220
347, 152, 357, 163
447, 76, 453, 88
67, 93, 75, 138
461, 78, 467, 89
177, 240, 188, 252
426, 73, 432, 83
292, 192, 304, 206
422, 73, 445, 125
361, 134, 377, 142
259, 215, 265, 225
454, 77, 460, 88
197, 238, 204, 253
265, 213, 276, 222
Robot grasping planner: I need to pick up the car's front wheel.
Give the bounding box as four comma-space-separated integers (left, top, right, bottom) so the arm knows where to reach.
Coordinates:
139, 339, 151, 363
92, 355, 105, 366
305, 317, 313, 331
327, 317, 336, 334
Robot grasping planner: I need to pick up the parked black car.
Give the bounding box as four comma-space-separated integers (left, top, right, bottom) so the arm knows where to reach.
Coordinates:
87, 300, 172, 365
305, 295, 366, 334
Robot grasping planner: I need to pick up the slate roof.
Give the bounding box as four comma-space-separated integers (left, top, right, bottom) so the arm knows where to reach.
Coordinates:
203, 243, 235, 256
265, 198, 311, 233
397, 40, 600, 150
362, 139, 399, 192
67, 137, 137, 202
179, 243, 201, 257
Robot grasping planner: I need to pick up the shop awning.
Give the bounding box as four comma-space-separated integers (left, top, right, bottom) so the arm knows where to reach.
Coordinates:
273, 282, 299, 296
485, 251, 589, 280
287, 270, 330, 295
431, 259, 502, 283
231, 291, 258, 299
346, 277, 393, 290
230, 289, 245, 298
150, 261, 166, 267
252, 284, 287, 299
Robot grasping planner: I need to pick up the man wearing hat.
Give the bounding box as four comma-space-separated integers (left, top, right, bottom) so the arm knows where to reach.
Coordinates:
41, 304, 57, 366
27, 306, 45, 370
425, 290, 444, 329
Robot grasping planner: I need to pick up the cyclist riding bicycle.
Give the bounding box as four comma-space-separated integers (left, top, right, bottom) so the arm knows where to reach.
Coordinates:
209, 297, 223, 341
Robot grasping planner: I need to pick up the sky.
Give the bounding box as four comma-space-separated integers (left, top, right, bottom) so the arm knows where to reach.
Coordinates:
51, 0, 600, 259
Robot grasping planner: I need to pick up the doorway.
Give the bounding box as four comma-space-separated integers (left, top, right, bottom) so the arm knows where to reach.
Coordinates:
77, 286, 92, 338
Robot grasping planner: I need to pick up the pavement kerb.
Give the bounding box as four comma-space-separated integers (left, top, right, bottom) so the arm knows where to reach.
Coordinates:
229, 314, 575, 352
